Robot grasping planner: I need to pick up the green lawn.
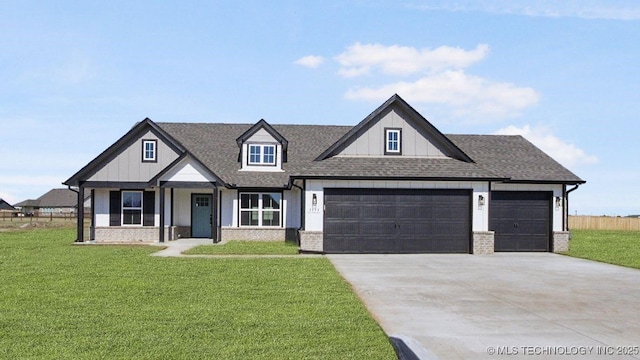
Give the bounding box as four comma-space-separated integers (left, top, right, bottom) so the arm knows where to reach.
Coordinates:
0, 229, 395, 359
565, 229, 640, 269
184, 240, 300, 255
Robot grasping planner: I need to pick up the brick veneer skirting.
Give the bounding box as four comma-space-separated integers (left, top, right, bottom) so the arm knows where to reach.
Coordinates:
553, 231, 570, 253
473, 231, 495, 254
220, 227, 298, 242
299, 231, 323, 252
94, 227, 160, 243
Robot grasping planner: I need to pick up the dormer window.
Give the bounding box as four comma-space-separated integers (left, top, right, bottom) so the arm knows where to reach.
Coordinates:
385, 128, 402, 155
248, 144, 276, 166
142, 140, 157, 162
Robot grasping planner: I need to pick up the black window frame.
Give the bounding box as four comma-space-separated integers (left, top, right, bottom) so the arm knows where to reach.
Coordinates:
384, 128, 402, 155
142, 139, 158, 163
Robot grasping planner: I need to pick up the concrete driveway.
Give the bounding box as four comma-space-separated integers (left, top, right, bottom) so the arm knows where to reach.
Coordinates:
328, 254, 640, 359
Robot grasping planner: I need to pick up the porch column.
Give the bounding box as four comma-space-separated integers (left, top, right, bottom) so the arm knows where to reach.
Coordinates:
76, 185, 84, 242
159, 188, 165, 243
212, 188, 219, 243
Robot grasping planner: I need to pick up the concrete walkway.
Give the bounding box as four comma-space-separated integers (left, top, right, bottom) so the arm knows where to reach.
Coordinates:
149, 238, 322, 258
329, 253, 640, 360
150, 238, 213, 257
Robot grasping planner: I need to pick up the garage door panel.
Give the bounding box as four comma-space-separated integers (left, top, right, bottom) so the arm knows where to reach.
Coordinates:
324, 188, 471, 253
490, 191, 551, 252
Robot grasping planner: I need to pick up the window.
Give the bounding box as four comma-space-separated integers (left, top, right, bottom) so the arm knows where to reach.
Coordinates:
385, 128, 402, 155
142, 140, 157, 162
122, 191, 143, 225
240, 193, 281, 227
247, 144, 276, 165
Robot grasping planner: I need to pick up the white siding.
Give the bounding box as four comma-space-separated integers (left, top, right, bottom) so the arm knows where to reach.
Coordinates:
159, 157, 217, 183
94, 188, 111, 227
220, 189, 236, 227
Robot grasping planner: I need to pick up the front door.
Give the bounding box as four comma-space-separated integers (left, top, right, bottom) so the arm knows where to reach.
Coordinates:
191, 194, 212, 238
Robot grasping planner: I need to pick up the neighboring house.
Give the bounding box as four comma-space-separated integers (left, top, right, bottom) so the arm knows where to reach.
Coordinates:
64, 95, 584, 254
0, 198, 17, 215
15, 188, 80, 216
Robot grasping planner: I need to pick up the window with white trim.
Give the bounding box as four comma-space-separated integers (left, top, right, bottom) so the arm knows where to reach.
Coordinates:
248, 144, 276, 165
385, 128, 401, 154
142, 140, 157, 162
239, 193, 281, 227
122, 191, 143, 225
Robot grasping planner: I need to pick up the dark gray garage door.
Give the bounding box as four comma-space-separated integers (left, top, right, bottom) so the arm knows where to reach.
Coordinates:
490, 191, 552, 252
324, 188, 471, 253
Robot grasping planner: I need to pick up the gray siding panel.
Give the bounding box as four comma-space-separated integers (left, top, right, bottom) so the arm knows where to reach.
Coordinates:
338, 108, 448, 158
88, 130, 180, 182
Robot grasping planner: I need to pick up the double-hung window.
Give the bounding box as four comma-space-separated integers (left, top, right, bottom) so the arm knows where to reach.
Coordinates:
142, 140, 157, 162
385, 128, 401, 155
239, 193, 281, 227
248, 144, 276, 165
122, 191, 143, 225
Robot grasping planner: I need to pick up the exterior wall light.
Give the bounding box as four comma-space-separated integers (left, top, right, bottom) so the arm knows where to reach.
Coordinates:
478, 195, 485, 207
555, 196, 562, 209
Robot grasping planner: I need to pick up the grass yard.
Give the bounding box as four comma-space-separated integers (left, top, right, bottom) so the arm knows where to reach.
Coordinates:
0, 229, 395, 359
565, 229, 640, 269
184, 240, 300, 255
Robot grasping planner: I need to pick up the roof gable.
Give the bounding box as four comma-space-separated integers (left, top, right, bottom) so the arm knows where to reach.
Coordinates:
0, 199, 16, 211
315, 94, 473, 162
64, 118, 186, 186
236, 119, 288, 162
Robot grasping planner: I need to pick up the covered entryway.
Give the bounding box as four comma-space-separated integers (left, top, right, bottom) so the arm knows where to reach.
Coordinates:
323, 188, 471, 253
490, 191, 552, 252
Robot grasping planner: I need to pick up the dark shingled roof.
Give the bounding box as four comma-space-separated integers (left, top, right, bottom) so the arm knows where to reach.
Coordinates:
0, 199, 16, 211
447, 135, 584, 183
157, 123, 583, 188
15, 189, 78, 208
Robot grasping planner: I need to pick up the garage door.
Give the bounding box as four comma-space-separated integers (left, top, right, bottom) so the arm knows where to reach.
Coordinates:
323, 188, 471, 253
490, 191, 552, 252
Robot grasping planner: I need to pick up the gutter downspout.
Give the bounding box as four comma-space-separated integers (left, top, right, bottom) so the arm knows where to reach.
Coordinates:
565, 184, 581, 232
291, 180, 305, 247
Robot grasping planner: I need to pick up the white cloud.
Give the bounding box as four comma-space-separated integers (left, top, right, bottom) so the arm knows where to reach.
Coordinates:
494, 125, 598, 167
294, 55, 325, 69
335, 43, 489, 77
409, 0, 640, 20
345, 70, 539, 119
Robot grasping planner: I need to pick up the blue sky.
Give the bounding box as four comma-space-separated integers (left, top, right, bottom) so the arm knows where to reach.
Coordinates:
1, 1, 638, 215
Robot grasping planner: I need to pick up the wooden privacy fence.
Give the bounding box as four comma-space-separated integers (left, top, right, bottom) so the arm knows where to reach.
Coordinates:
569, 216, 640, 231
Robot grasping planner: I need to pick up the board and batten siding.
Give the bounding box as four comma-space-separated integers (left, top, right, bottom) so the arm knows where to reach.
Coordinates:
304, 180, 489, 233
88, 130, 180, 182
337, 108, 448, 158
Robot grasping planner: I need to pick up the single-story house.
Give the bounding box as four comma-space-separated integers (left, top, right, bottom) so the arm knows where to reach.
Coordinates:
15, 188, 85, 216
64, 95, 584, 254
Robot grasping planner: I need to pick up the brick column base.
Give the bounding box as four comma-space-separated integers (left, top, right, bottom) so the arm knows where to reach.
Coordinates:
553, 231, 570, 253
473, 231, 495, 254
299, 231, 323, 252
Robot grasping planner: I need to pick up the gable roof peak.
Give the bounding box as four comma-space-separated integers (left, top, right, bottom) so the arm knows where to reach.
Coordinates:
235, 118, 288, 148
315, 94, 474, 163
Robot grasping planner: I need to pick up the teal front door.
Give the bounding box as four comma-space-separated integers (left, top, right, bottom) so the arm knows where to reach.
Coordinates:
191, 194, 212, 238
